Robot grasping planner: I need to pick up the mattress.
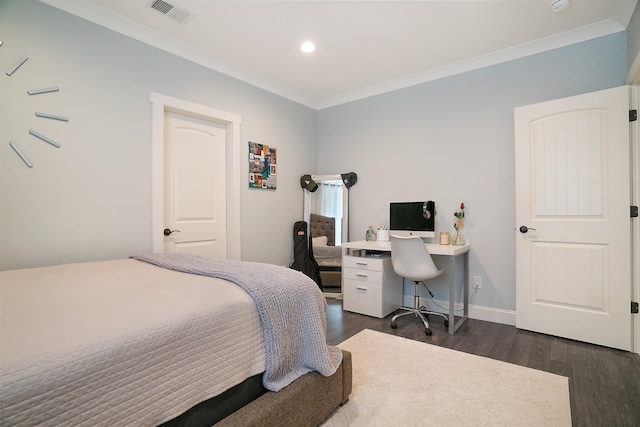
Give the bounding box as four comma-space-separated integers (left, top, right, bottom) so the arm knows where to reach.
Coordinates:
312, 245, 342, 268
0, 259, 266, 426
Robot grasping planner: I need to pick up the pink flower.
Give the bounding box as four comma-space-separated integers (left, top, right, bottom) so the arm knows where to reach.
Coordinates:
453, 203, 465, 231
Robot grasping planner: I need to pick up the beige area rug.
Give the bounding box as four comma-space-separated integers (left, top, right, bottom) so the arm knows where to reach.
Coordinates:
323, 329, 571, 427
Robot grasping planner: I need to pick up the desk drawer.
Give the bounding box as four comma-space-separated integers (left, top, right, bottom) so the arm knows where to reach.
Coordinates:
343, 279, 384, 318
343, 268, 383, 283
343, 256, 386, 272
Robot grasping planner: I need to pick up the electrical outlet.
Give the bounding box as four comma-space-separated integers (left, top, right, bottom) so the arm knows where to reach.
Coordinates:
473, 276, 482, 289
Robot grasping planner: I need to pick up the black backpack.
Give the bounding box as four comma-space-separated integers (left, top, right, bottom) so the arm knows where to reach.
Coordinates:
290, 221, 322, 288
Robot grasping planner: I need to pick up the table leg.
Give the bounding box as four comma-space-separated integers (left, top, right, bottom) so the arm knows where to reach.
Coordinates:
449, 251, 469, 334
448, 255, 455, 334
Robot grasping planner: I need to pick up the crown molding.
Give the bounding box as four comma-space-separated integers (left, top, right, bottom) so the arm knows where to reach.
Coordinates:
39, 0, 627, 111
317, 19, 627, 109
38, 0, 319, 109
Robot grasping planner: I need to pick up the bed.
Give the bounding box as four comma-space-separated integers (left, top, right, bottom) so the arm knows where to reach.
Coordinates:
0, 254, 351, 426
310, 213, 343, 290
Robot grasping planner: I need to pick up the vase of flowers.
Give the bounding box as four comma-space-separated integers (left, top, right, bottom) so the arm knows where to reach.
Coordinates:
453, 202, 465, 245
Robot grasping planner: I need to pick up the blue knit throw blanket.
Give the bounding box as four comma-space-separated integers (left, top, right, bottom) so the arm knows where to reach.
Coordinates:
132, 253, 342, 392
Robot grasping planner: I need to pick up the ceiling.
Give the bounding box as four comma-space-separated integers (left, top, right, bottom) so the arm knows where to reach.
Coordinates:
40, 0, 638, 109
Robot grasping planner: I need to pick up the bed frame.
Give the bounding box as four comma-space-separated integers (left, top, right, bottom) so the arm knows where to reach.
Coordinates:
218, 349, 351, 426
164, 350, 352, 426
2, 258, 350, 427
310, 213, 343, 291
310, 213, 336, 246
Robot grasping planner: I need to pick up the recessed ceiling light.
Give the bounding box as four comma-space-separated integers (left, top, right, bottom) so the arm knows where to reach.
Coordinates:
300, 41, 315, 53
550, 0, 570, 13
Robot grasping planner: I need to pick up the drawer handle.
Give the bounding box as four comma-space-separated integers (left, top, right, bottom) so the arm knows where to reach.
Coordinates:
356, 273, 368, 278
356, 286, 368, 291
356, 262, 368, 266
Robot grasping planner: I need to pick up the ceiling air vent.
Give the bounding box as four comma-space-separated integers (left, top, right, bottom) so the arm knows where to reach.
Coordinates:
149, 0, 193, 24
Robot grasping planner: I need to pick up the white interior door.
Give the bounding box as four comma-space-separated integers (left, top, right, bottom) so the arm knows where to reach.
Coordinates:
163, 111, 227, 258
515, 86, 632, 351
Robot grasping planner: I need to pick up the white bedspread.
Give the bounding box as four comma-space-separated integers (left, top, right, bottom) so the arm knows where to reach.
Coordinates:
133, 254, 342, 392
313, 245, 343, 267
0, 259, 266, 427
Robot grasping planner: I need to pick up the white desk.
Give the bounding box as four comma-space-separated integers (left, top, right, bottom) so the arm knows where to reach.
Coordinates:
342, 240, 470, 335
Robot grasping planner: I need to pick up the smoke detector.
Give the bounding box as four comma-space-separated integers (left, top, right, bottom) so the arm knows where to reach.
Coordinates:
550, 0, 570, 13
149, 0, 193, 24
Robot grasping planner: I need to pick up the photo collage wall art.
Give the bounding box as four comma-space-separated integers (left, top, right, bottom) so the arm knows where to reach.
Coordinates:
248, 141, 277, 190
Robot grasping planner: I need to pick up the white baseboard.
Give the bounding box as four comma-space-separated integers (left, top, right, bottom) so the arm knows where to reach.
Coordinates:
403, 296, 640, 354
404, 296, 516, 326
465, 304, 516, 326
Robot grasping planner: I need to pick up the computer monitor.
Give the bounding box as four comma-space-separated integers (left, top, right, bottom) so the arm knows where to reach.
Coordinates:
389, 201, 436, 239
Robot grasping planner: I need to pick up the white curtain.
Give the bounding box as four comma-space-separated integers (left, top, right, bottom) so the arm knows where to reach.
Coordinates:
316, 181, 343, 245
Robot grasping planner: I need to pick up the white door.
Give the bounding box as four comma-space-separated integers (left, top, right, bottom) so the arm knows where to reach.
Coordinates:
163, 111, 227, 258
515, 86, 632, 351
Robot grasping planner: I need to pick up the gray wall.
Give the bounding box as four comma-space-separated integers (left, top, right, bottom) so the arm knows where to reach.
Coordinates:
318, 33, 628, 315
0, 0, 316, 270
628, 3, 640, 76
0, 0, 631, 321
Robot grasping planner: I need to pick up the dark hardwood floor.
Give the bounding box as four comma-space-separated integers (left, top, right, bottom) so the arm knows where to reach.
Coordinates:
325, 298, 640, 427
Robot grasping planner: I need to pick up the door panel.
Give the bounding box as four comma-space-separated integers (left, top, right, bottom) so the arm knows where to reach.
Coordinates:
164, 111, 227, 259
515, 86, 631, 351
532, 242, 607, 309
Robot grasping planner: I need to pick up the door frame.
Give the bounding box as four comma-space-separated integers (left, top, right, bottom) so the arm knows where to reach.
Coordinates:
150, 92, 242, 260
632, 85, 640, 354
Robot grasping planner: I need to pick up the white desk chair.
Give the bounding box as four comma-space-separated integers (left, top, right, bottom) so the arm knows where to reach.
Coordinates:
389, 235, 449, 336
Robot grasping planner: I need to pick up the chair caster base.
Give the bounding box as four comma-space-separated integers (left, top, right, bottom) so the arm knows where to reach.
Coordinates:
444, 319, 449, 328
390, 322, 397, 329
425, 328, 432, 336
